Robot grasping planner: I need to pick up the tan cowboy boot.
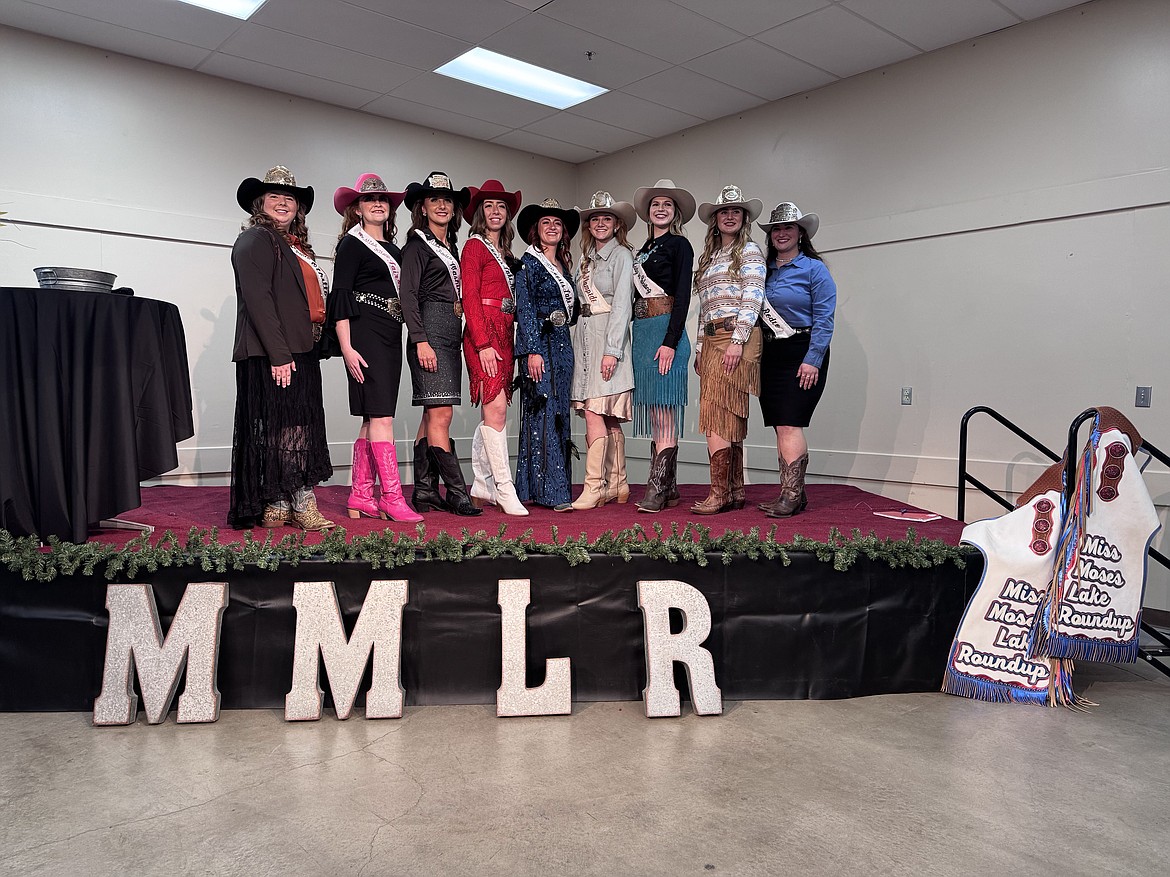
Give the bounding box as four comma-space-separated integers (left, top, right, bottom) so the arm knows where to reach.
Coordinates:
763, 454, 809, 518
604, 431, 630, 504
572, 436, 609, 510
691, 448, 733, 515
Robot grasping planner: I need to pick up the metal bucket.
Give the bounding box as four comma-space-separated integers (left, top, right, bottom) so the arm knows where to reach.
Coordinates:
34, 266, 118, 293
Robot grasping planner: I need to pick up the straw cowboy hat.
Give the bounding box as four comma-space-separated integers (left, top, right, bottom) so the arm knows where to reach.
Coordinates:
403, 170, 471, 211
758, 202, 820, 238
237, 165, 314, 214
464, 179, 522, 222
697, 184, 763, 224
333, 173, 405, 215
517, 197, 580, 242
576, 191, 637, 230
632, 178, 696, 224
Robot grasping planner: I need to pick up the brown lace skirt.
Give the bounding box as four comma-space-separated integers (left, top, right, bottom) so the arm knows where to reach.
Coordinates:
697, 327, 762, 442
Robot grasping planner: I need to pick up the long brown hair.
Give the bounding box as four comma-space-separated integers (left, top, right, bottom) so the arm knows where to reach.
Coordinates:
694, 208, 752, 286
468, 201, 518, 269
247, 196, 314, 257
765, 226, 825, 266
410, 198, 461, 256
336, 200, 397, 252
526, 220, 572, 273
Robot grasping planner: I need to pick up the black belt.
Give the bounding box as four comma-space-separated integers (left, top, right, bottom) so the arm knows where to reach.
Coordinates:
353, 291, 403, 320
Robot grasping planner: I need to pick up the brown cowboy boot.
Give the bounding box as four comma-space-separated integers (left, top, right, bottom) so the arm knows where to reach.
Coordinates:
763, 453, 809, 518
691, 448, 733, 515
728, 441, 745, 510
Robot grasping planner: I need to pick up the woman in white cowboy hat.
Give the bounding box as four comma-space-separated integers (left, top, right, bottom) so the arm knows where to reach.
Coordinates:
569, 191, 637, 510
228, 166, 334, 532
400, 170, 481, 517
461, 179, 528, 517
629, 179, 696, 513
513, 198, 580, 512
328, 173, 422, 525
690, 184, 767, 515
756, 202, 836, 517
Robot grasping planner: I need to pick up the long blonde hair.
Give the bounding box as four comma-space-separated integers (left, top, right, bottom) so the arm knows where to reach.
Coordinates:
579, 216, 632, 258
694, 210, 752, 286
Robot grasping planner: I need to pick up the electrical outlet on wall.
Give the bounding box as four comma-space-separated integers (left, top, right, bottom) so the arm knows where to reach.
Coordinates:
901, 387, 913, 405
1136, 386, 1152, 408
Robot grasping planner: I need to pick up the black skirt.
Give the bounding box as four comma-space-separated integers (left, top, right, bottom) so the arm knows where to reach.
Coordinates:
228, 351, 333, 528
759, 334, 829, 428
347, 303, 404, 418
407, 300, 463, 407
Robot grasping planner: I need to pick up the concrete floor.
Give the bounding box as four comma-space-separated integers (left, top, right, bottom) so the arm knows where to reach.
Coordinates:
1, 662, 1168, 876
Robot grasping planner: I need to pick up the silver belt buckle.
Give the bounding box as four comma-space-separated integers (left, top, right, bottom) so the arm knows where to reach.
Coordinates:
501, 298, 516, 314
454, 300, 464, 318
548, 310, 567, 328
387, 298, 403, 320
633, 299, 648, 319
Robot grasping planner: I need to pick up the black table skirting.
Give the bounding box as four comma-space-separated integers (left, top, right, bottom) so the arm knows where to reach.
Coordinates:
0, 287, 194, 542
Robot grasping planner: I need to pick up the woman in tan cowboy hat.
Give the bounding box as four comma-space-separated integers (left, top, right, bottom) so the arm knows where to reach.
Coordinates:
756, 202, 836, 517
399, 170, 480, 517
629, 179, 696, 513
461, 179, 528, 517
690, 184, 767, 515
228, 166, 334, 532
569, 191, 637, 510
328, 173, 421, 524
513, 198, 580, 512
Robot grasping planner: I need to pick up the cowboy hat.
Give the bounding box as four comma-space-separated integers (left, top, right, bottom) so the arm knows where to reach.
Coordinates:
237, 166, 314, 215
758, 202, 820, 238
403, 170, 470, 211
517, 197, 580, 242
576, 191, 637, 230
333, 173, 405, 215
632, 178, 696, 224
464, 179, 522, 222
697, 184, 763, 225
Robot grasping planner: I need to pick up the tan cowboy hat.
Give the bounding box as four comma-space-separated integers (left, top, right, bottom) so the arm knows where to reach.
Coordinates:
464, 179, 522, 222
576, 191, 636, 230
517, 197, 580, 242
758, 202, 820, 238
333, 173, 404, 215
237, 166, 314, 214
632, 178, 696, 223
697, 184, 763, 225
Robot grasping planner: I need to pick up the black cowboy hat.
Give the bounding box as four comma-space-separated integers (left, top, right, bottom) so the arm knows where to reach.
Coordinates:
236, 165, 315, 215
403, 170, 471, 211
517, 197, 580, 242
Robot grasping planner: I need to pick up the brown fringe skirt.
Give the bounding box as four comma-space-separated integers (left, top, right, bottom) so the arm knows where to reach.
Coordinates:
697, 327, 762, 442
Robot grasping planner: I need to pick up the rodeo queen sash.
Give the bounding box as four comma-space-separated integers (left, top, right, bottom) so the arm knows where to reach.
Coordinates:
289, 243, 331, 298
526, 244, 575, 316
577, 255, 612, 315
347, 224, 401, 291
415, 228, 461, 294
758, 296, 797, 340
469, 234, 514, 290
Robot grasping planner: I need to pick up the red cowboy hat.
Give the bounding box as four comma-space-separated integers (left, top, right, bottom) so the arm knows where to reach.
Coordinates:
333, 173, 405, 215
463, 179, 522, 222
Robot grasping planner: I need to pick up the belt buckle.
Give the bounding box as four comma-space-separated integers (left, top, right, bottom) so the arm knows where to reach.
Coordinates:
388, 298, 403, 320
548, 310, 567, 328
454, 301, 464, 318
501, 298, 516, 315
704, 322, 715, 337
633, 299, 648, 319
312, 323, 324, 342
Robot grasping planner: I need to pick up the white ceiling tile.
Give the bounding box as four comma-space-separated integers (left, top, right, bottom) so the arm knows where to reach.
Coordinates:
253, 0, 469, 70
0, 0, 213, 66
20, 0, 241, 49
361, 94, 512, 140
491, 129, 599, 164
684, 37, 836, 100
524, 112, 648, 152
199, 53, 383, 109
344, 0, 528, 43
481, 13, 671, 89
996, 0, 1086, 19
668, 0, 831, 37
217, 23, 416, 90
390, 73, 557, 128
539, 0, 742, 64
843, 0, 1019, 52
624, 66, 765, 120
569, 91, 704, 138
756, 5, 919, 78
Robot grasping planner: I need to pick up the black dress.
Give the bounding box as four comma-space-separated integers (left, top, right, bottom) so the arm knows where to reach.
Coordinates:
328, 234, 405, 418
399, 229, 463, 408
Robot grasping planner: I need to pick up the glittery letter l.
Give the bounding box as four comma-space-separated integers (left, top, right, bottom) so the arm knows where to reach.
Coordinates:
496, 579, 572, 717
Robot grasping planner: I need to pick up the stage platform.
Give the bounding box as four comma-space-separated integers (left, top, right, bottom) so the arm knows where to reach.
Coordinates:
0, 484, 978, 714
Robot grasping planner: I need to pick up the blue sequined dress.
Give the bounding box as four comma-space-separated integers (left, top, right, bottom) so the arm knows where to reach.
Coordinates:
513, 251, 576, 508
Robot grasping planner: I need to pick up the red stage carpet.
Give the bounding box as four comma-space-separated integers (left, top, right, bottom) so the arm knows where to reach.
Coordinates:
85, 483, 965, 547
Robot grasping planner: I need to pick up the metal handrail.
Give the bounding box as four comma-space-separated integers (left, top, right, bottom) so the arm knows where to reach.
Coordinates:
957, 405, 1060, 521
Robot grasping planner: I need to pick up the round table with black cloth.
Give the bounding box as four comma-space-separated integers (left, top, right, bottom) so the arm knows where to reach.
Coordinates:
0, 287, 194, 542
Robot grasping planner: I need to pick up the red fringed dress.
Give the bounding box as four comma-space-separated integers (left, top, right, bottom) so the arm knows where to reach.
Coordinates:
461, 235, 517, 405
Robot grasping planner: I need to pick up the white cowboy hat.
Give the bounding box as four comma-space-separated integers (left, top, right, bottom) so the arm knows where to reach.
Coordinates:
632, 178, 697, 224
576, 191, 637, 230
758, 202, 820, 238
697, 184, 763, 225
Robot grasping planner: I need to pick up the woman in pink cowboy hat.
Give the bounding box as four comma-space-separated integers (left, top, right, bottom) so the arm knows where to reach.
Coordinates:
328, 173, 422, 524
461, 179, 528, 516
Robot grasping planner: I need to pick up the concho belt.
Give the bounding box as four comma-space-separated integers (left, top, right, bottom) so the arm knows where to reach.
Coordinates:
354, 292, 403, 321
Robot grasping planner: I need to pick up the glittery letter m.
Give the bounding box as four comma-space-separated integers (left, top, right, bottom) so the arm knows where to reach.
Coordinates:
284, 580, 408, 721
93, 582, 229, 726
637, 580, 722, 718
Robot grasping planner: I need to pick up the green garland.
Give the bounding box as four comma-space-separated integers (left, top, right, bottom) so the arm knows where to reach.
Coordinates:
0, 523, 973, 583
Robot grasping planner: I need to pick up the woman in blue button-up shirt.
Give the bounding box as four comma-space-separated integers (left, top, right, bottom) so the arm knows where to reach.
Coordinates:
756, 203, 836, 518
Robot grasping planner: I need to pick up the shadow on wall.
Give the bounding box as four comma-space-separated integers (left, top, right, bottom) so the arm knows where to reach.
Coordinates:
190, 294, 238, 483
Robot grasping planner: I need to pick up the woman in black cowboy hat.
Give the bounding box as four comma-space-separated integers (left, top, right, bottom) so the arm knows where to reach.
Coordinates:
513, 198, 580, 511
228, 165, 334, 532
399, 171, 480, 517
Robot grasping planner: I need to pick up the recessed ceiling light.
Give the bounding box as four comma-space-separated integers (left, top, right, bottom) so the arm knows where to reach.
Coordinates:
175, 0, 267, 20
436, 48, 607, 110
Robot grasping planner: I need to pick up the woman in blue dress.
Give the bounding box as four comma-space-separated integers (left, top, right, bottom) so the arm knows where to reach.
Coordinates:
513, 198, 580, 511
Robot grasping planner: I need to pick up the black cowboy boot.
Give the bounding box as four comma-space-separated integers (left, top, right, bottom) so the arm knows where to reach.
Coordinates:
430, 442, 482, 517
637, 445, 678, 513
411, 438, 444, 513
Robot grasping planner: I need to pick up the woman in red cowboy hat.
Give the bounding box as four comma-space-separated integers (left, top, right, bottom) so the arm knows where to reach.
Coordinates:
328, 173, 422, 524
399, 170, 480, 517
228, 166, 334, 532
460, 179, 528, 517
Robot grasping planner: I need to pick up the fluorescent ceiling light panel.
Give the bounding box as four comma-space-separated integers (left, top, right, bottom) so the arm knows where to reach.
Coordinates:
436, 48, 607, 110
175, 0, 266, 19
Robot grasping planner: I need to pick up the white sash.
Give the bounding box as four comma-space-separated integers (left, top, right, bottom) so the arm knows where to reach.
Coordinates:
289, 243, 330, 297
469, 234, 514, 291
415, 228, 461, 295
526, 244, 575, 315
759, 297, 796, 340
347, 224, 400, 292
577, 254, 612, 315
631, 259, 668, 299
